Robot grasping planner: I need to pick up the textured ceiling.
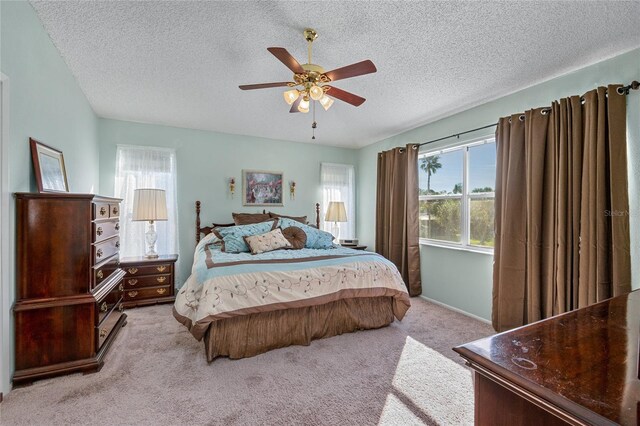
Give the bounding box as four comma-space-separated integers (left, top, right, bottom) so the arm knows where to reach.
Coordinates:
30, 1, 640, 148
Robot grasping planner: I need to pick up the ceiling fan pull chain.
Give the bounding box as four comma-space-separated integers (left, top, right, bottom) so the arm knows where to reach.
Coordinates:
312, 102, 317, 140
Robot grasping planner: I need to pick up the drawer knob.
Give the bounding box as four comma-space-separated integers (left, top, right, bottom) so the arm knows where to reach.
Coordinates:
157, 276, 166, 283
118, 304, 124, 312
96, 227, 103, 236
99, 207, 107, 216
96, 248, 103, 258
112, 207, 119, 215
157, 288, 167, 295
128, 279, 138, 286
97, 270, 104, 279
99, 328, 108, 338
115, 222, 120, 231
157, 266, 167, 272
100, 302, 108, 312
127, 267, 138, 274
115, 241, 120, 248
128, 291, 138, 298
118, 283, 124, 292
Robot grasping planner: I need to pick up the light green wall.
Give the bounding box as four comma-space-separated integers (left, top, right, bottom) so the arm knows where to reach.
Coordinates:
358, 48, 640, 322
1, 1, 100, 393
98, 118, 358, 285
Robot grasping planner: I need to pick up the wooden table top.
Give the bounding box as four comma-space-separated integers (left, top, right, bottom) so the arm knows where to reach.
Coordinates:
454, 289, 640, 425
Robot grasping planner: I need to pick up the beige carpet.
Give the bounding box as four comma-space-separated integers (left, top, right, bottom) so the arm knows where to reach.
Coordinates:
0, 298, 492, 425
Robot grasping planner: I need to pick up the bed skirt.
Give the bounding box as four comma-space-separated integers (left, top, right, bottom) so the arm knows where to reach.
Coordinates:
201, 296, 396, 362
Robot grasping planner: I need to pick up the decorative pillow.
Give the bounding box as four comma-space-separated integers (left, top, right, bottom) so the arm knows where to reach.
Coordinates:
243, 228, 292, 255
268, 212, 307, 224
215, 219, 278, 253
281, 226, 307, 249
232, 212, 271, 225
279, 217, 334, 249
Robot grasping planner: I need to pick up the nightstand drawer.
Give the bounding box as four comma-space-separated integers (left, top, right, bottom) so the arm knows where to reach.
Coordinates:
124, 263, 173, 277
124, 274, 171, 288
124, 285, 172, 301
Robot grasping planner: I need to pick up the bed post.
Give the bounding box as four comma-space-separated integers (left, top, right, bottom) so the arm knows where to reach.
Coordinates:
196, 200, 201, 244
315, 203, 320, 229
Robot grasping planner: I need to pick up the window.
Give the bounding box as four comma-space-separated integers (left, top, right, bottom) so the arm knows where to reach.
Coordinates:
320, 163, 355, 240
114, 145, 178, 258
418, 138, 495, 251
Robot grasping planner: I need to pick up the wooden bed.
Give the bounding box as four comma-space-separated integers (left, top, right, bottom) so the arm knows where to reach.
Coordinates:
175, 201, 410, 362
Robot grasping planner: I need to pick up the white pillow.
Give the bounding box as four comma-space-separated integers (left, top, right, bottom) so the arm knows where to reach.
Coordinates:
243, 228, 292, 255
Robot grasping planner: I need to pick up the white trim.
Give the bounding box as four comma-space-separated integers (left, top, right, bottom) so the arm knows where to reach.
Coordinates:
420, 239, 494, 255
0, 72, 11, 396
419, 295, 492, 325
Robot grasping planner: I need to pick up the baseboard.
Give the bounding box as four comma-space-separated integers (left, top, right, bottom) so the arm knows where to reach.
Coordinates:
419, 295, 492, 325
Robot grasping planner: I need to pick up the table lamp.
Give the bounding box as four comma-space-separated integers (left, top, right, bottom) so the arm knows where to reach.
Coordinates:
132, 188, 168, 258
325, 201, 347, 241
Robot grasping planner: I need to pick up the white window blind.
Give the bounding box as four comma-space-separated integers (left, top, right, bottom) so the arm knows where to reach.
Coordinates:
114, 145, 178, 258
320, 163, 355, 239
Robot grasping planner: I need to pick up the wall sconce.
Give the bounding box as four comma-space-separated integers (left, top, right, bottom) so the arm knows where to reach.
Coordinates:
229, 177, 236, 198
290, 181, 296, 200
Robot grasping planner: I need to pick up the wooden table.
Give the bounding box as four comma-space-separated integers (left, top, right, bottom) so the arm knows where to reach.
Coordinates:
454, 289, 640, 425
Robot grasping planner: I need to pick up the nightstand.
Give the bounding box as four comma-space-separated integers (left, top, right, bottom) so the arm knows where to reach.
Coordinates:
342, 245, 367, 251
119, 254, 178, 308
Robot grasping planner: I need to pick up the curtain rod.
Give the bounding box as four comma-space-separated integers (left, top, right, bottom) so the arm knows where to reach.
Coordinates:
417, 80, 640, 149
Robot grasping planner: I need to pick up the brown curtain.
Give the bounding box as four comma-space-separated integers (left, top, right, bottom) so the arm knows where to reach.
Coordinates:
375, 144, 422, 296
492, 85, 631, 332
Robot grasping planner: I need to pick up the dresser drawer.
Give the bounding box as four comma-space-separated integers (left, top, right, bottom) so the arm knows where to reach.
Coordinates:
92, 255, 119, 289
109, 204, 120, 218
93, 202, 110, 220
97, 309, 124, 349
93, 237, 120, 264
124, 263, 173, 277
97, 289, 123, 326
93, 220, 120, 243
124, 285, 171, 301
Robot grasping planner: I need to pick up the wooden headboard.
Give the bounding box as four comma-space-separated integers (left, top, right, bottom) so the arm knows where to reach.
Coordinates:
195, 201, 321, 244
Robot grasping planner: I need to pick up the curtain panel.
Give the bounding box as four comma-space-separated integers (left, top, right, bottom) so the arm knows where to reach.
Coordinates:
320, 163, 356, 239
114, 145, 179, 259
375, 144, 422, 296
492, 85, 631, 332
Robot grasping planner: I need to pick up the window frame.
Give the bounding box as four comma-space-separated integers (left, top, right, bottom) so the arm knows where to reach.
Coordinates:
418, 137, 495, 254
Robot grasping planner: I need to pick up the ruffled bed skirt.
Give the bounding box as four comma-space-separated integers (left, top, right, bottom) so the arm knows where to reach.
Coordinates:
203, 296, 396, 362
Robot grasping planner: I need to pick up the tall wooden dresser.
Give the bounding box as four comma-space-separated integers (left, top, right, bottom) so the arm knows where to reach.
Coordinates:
14, 193, 127, 385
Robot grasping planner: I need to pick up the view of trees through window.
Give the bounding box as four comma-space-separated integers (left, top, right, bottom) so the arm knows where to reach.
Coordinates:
418, 140, 496, 249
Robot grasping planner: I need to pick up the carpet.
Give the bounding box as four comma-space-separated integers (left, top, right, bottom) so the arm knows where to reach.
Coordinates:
0, 298, 493, 425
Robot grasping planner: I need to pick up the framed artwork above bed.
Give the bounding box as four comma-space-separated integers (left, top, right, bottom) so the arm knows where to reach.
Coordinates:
242, 170, 283, 206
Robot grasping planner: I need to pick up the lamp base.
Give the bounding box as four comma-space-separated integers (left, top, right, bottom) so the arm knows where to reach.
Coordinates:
331, 222, 340, 242
145, 220, 159, 258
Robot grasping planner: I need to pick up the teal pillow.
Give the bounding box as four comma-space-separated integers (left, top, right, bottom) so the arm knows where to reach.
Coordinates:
216, 220, 277, 253
279, 218, 335, 249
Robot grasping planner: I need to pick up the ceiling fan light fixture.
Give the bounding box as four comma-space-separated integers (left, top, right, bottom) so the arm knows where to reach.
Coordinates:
319, 95, 334, 111
298, 97, 310, 113
283, 89, 300, 105
309, 84, 324, 101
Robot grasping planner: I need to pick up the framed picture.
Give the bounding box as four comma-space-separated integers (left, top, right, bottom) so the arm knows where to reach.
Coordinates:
29, 138, 69, 193
242, 170, 284, 206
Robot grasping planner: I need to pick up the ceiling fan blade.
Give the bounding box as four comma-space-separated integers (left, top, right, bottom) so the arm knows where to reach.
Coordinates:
239, 82, 292, 90
325, 86, 366, 107
267, 47, 305, 74
289, 96, 302, 113
324, 60, 377, 82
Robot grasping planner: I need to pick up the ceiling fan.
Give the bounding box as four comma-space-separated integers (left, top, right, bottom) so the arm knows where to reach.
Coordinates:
239, 28, 377, 116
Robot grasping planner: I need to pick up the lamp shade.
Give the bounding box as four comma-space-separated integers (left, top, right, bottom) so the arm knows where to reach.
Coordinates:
132, 188, 168, 221
325, 201, 347, 222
